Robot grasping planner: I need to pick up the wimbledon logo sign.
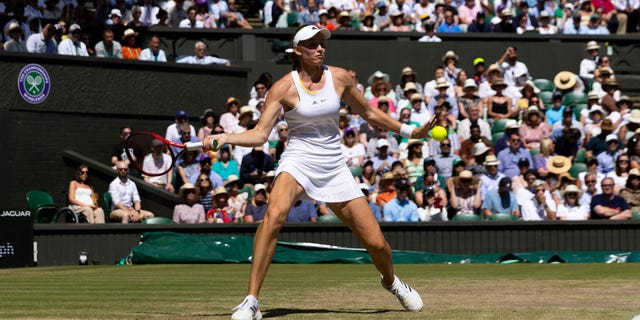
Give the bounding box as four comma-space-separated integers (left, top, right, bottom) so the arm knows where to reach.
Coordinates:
17, 64, 51, 104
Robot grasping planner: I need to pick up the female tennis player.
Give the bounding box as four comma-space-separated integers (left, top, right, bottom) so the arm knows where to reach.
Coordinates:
203, 25, 433, 320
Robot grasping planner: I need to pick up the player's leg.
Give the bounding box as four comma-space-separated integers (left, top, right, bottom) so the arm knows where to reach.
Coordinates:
328, 197, 423, 312
232, 172, 304, 320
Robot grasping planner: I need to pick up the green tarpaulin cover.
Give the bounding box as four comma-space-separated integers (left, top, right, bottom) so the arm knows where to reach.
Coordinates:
128, 232, 640, 264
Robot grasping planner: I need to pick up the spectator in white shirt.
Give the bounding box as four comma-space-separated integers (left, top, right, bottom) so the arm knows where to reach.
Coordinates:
177, 41, 230, 65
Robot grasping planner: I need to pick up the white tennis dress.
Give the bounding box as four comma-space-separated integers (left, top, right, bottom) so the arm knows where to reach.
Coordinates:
275, 65, 364, 203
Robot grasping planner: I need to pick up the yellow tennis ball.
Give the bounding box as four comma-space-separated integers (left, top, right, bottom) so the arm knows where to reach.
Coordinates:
431, 125, 448, 142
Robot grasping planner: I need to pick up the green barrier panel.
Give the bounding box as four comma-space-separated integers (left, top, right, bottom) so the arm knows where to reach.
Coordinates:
128, 232, 640, 265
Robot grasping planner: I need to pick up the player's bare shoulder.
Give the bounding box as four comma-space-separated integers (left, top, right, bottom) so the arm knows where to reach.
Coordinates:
267, 72, 298, 111
327, 66, 352, 85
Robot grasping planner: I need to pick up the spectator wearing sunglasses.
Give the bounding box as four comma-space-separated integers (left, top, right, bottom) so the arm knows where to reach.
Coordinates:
68, 165, 106, 223
108, 161, 155, 223
165, 109, 196, 142
173, 183, 205, 224
111, 126, 143, 176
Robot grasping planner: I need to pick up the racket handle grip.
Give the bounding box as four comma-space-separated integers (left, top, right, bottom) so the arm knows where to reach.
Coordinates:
185, 141, 203, 151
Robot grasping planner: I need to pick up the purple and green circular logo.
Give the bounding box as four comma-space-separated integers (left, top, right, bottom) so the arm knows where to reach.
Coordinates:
17, 64, 51, 104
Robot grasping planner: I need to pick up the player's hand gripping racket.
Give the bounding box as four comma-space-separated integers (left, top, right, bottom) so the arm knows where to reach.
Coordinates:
124, 132, 203, 177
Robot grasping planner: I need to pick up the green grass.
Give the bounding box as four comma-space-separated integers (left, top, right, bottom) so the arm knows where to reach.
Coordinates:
1, 264, 639, 319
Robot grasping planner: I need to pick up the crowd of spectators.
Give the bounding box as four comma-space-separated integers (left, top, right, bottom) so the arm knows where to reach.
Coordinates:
72, 40, 634, 224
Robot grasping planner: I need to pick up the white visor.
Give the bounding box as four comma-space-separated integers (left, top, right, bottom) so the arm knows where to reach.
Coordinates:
292, 25, 331, 46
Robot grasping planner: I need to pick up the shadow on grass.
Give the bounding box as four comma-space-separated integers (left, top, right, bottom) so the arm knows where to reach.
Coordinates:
263, 308, 393, 318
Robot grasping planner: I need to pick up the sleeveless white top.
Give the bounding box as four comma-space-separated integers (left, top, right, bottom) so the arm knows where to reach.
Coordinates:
275, 66, 363, 202
75, 186, 93, 205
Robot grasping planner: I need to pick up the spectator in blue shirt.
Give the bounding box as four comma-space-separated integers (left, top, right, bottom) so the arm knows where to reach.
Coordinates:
360, 183, 383, 222
436, 8, 462, 33
545, 91, 566, 125
498, 132, 533, 178
383, 179, 419, 222
596, 134, 622, 174
287, 200, 317, 222
590, 177, 631, 219
482, 177, 520, 219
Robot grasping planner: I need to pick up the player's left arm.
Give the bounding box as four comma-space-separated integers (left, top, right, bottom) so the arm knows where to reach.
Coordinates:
335, 67, 435, 139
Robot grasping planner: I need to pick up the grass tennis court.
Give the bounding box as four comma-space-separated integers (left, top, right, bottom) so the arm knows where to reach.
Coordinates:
1, 264, 638, 319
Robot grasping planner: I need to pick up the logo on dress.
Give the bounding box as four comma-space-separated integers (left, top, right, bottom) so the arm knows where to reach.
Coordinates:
17, 64, 51, 104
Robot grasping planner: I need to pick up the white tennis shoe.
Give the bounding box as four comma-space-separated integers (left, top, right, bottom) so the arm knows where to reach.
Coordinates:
231, 295, 262, 320
381, 275, 424, 312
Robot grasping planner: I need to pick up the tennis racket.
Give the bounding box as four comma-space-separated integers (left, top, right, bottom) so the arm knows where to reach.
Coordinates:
124, 132, 203, 177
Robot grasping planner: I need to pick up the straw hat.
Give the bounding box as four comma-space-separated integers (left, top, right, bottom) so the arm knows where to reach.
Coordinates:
435, 77, 449, 89
483, 154, 500, 166
463, 78, 478, 90
554, 71, 577, 90
453, 170, 479, 185
225, 96, 240, 110
630, 168, 640, 177
410, 93, 423, 102
403, 82, 417, 92
546, 155, 572, 174
588, 105, 605, 116
213, 186, 229, 197
629, 110, 640, 124
525, 106, 543, 120
401, 67, 417, 77
407, 139, 424, 149
442, 50, 459, 62
372, 80, 392, 95
521, 80, 540, 94
339, 10, 351, 18
561, 184, 583, 199
224, 174, 243, 188
601, 118, 615, 131
122, 28, 138, 39
587, 90, 599, 100
178, 183, 200, 198
602, 79, 620, 89
8, 22, 22, 32
485, 63, 504, 75
491, 78, 507, 89
598, 67, 613, 76
585, 41, 600, 50
380, 171, 396, 182
239, 105, 253, 117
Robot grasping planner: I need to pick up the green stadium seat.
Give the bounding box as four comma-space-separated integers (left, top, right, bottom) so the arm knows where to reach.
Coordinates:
539, 91, 553, 105
488, 213, 518, 221
103, 192, 112, 222
530, 149, 540, 159
533, 78, 554, 92
569, 163, 588, 179
26, 190, 59, 223
574, 149, 586, 163
492, 132, 503, 145
491, 119, 510, 134
632, 212, 640, 220
142, 217, 173, 224
573, 103, 588, 120
452, 214, 482, 221
317, 214, 342, 222
563, 91, 587, 107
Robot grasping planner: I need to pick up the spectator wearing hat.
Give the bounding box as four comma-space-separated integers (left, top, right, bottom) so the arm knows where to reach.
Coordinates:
370, 80, 397, 115
597, 134, 623, 174
426, 77, 459, 119
556, 184, 590, 220
389, 11, 411, 31
384, 179, 419, 222
583, 13, 611, 34
537, 10, 558, 34
590, 177, 632, 219
467, 141, 492, 176
365, 70, 396, 102
395, 67, 424, 101
590, 65, 616, 100
212, 144, 239, 181
458, 79, 482, 122
4, 6, 30, 43
26, 23, 57, 54
449, 170, 482, 216
173, 183, 206, 224
374, 0, 392, 30
583, 105, 606, 141
480, 154, 506, 198
165, 110, 196, 142
533, 138, 555, 178
441, 50, 461, 86
478, 63, 503, 99
121, 28, 141, 60
207, 186, 234, 223
376, 171, 397, 208
177, 41, 231, 65
95, 29, 122, 58
271, 121, 289, 165
497, 132, 533, 178
494, 8, 516, 32
424, 66, 453, 102
219, 96, 241, 133
371, 138, 399, 174
579, 41, 601, 82
3, 22, 26, 52
408, 93, 430, 126
487, 78, 513, 122
619, 168, 640, 213
601, 79, 621, 114
139, 34, 167, 62
106, 8, 123, 25
554, 71, 585, 96
225, 174, 249, 221
482, 177, 520, 218
545, 155, 572, 188
587, 118, 620, 157
239, 143, 274, 186
396, 82, 419, 112
468, 57, 486, 86
359, 11, 380, 31
244, 183, 269, 223
198, 154, 225, 188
